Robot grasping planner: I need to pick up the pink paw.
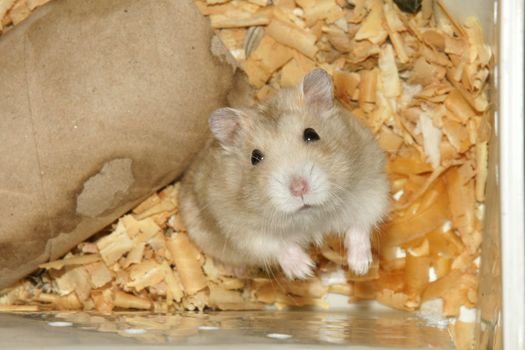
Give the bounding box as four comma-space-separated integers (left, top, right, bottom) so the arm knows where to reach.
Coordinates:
346, 228, 372, 276
278, 245, 315, 280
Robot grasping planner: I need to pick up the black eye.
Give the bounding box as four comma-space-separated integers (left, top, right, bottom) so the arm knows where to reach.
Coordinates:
251, 149, 264, 165
303, 128, 320, 143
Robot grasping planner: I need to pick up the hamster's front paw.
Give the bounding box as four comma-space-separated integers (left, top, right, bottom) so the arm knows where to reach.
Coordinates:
346, 227, 372, 276
347, 248, 372, 275
278, 244, 315, 280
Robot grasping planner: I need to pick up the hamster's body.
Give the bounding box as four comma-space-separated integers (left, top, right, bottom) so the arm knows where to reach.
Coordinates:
179, 69, 389, 279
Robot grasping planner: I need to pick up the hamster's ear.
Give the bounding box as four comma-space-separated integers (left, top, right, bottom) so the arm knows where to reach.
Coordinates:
300, 68, 334, 112
209, 107, 243, 145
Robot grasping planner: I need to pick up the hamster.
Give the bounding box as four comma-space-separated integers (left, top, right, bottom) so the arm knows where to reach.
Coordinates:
178, 68, 389, 279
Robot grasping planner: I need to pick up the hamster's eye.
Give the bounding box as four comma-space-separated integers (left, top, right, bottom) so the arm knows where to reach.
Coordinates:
303, 128, 320, 143
251, 149, 264, 165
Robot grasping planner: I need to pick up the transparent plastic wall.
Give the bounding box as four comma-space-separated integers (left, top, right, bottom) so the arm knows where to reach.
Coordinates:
449, 0, 525, 349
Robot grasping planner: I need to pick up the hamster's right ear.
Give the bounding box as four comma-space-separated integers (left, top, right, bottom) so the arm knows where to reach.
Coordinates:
301, 68, 334, 113
209, 107, 244, 145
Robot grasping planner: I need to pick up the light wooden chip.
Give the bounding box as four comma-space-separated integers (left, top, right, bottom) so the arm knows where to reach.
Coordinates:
445, 167, 476, 236
182, 289, 209, 311
377, 289, 418, 311
281, 277, 328, 298
166, 233, 208, 295
409, 57, 447, 86
128, 260, 165, 292
299, 0, 344, 26
220, 276, 245, 290
210, 10, 271, 29
382, 180, 450, 248
248, 0, 270, 6
387, 148, 433, 175
85, 262, 113, 288
7, 0, 29, 25
352, 281, 376, 300
160, 263, 183, 303
433, 256, 453, 279
328, 283, 352, 296
133, 193, 161, 215
442, 117, 471, 153
378, 44, 401, 97
427, 229, 464, 258
383, 0, 405, 32
280, 54, 315, 87
453, 320, 476, 350
134, 199, 176, 221
216, 301, 265, 311
444, 88, 476, 123
387, 30, 409, 64
0, 0, 17, 23
422, 269, 462, 301
377, 126, 403, 154
122, 242, 145, 268
422, 29, 446, 51
354, 0, 387, 44
475, 141, 488, 201
0, 304, 39, 312
266, 18, 318, 58
358, 68, 378, 106
96, 221, 135, 266
419, 111, 442, 169
334, 70, 360, 103
37, 293, 82, 310
404, 248, 430, 297
39, 254, 101, 270
435, 0, 466, 38
55, 266, 92, 301
113, 290, 151, 310
209, 283, 244, 306
242, 35, 294, 87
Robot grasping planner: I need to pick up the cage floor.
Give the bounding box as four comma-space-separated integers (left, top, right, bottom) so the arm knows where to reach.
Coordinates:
0, 302, 453, 349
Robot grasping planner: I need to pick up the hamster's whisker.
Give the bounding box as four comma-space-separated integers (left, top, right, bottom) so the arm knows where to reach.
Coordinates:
271, 174, 285, 186
327, 181, 348, 193
325, 189, 346, 208
264, 257, 288, 296
220, 229, 229, 264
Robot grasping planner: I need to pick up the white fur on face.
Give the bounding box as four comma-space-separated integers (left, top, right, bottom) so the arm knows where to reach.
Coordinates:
268, 161, 331, 213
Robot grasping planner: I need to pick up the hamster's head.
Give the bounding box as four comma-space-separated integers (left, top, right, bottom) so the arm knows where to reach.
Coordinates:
208, 69, 369, 223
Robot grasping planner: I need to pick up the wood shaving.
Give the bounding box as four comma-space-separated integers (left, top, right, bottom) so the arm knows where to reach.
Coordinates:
0, 1, 492, 348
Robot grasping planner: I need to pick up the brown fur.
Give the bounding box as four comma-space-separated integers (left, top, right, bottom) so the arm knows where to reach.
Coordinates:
179, 69, 389, 276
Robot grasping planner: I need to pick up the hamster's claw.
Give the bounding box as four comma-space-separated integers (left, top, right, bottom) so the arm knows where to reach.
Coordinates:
278, 245, 315, 280
347, 249, 372, 275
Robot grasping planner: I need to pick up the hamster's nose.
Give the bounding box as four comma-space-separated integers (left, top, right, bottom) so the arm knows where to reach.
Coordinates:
290, 176, 309, 197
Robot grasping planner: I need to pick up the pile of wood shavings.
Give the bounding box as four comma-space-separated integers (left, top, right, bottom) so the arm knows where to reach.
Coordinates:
1, 184, 333, 313
0, 0, 492, 348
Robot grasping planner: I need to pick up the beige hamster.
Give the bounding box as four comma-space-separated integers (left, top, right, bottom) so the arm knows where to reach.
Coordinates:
178, 69, 389, 279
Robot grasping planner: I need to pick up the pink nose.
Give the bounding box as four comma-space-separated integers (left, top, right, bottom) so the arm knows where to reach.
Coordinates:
290, 177, 309, 197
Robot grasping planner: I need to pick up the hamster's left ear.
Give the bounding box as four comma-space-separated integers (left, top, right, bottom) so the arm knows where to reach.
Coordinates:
209, 107, 244, 146
300, 68, 334, 113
